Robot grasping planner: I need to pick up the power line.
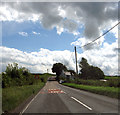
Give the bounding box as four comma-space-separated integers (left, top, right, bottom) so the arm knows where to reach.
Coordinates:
79, 21, 120, 49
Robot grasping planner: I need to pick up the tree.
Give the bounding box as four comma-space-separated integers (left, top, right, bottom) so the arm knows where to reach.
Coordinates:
52, 63, 67, 81
5, 63, 19, 78
79, 57, 104, 80
79, 58, 90, 79
79, 58, 89, 69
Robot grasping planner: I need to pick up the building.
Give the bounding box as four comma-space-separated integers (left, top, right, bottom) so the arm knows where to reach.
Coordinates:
60, 70, 75, 80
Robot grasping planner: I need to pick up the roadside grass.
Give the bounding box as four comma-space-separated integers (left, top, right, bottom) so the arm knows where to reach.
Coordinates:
105, 76, 120, 80
2, 81, 44, 112
62, 83, 119, 99
73, 79, 120, 87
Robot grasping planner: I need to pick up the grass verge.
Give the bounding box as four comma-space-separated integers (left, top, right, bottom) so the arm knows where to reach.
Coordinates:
74, 79, 120, 87
105, 76, 120, 80
62, 83, 119, 99
2, 82, 44, 112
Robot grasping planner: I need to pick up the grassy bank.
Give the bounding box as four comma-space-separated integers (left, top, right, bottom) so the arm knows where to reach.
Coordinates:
2, 81, 44, 112
73, 79, 120, 87
62, 83, 119, 99
105, 76, 120, 80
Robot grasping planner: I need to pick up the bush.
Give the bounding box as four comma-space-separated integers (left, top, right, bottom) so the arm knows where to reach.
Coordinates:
105, 79, 120, 87
2, 63, 36, 88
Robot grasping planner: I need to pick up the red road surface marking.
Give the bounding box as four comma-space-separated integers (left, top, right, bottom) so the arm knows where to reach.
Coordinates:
48, 89, 65, 94
40, 89, 65, 94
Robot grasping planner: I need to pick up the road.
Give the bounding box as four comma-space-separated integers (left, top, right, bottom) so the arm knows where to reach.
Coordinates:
21, 81, 119, 114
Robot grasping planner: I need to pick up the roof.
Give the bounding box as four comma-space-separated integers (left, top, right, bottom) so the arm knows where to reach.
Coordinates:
64, 72, 71, 76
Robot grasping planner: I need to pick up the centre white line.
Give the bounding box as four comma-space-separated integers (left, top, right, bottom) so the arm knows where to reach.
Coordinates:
71, 96, 92, 111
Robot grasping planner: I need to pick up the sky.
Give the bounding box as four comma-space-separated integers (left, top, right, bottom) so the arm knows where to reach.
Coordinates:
0, 2, 120, 75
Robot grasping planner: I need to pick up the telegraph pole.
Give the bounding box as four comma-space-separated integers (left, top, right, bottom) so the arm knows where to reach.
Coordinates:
74, 46, 78, 74
47, 69, 48, 73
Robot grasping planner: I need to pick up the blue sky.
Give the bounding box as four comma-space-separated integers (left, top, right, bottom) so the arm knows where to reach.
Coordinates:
2, 21, 79, 52
0, 2, 119, 75
2, 20, 116, 53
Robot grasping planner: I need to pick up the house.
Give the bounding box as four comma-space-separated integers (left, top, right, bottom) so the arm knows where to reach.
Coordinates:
64, 71, 71, 77
60, 70, 75, 80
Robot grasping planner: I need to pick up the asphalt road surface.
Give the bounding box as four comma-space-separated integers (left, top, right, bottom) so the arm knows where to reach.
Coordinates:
21, 81, 119, 114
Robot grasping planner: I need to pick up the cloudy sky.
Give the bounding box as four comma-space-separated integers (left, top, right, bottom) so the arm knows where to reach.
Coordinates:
0, 2, 119, 75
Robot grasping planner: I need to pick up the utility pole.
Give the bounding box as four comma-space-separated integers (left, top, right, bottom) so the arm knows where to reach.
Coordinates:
74, 46, 78, 74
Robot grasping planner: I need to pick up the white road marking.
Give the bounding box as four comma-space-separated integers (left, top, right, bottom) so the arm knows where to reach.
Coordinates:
19, 90, 41, 115
71, 97, 92, 111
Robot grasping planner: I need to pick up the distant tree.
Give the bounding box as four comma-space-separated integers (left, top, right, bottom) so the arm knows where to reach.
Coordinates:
79, 57, 104, 80
52, 63, 67, 81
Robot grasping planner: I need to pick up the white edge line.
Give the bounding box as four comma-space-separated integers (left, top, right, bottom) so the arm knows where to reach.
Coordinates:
19, 90, 41, 115
71, 97, 92, 111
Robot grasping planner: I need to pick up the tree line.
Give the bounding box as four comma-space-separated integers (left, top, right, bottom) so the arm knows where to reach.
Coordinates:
1, 57, 105, 88
52, 57, 104, 81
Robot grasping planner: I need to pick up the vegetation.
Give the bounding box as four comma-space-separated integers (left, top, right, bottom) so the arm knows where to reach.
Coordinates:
55, 58, 120, 98
2, 63, 51, 112
3, 81, 44, 112
105, 76, 120, 80
69, 79, 120, 88
2, 63, 36, 88
52, 63, 67, 81
36, 73, 54, 83
63, 83, 119, 98
79, 58, 104, 80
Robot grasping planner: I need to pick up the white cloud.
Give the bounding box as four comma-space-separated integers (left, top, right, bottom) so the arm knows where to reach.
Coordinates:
0, 46, 75, 73
0, 39, 119, 75
58, 6, 66, 18
56, 26, 64, 35
0, 2, 118, 42
73, 31, 80, 36
78, 40, 118, 75
71, 37, 86, 46
32, 31, 40, 35
18, 32, 28, 36
71, 35, 105, 50
110, 21, 118, 38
